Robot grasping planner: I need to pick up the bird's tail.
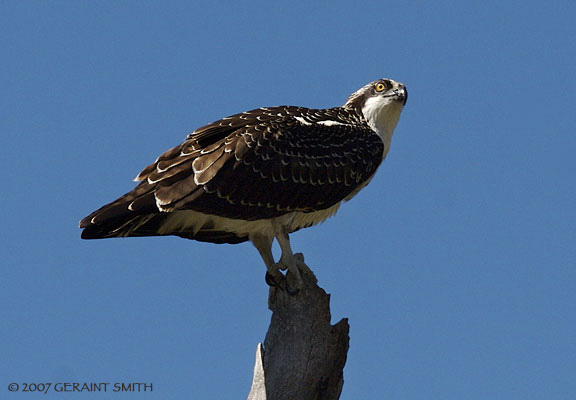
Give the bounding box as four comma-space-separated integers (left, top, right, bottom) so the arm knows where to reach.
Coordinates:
79, 181, 163, 239
79, 182, 248, 244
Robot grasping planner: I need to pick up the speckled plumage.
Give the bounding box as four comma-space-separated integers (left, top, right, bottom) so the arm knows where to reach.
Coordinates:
80, 78, 407, 290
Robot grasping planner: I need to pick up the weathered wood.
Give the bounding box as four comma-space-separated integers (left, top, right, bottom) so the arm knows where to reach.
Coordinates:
248, 254, 350, 400
247, 343, 267, 400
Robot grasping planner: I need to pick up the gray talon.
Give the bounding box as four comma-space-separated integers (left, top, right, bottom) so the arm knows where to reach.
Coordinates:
265, 272, 277, 287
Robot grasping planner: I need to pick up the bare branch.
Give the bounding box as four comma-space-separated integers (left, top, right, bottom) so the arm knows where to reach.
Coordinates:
248, 254, 350, 400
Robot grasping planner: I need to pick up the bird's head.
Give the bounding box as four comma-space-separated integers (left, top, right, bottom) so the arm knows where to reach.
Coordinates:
344, 78, 407, 145
345, 78, 407, 110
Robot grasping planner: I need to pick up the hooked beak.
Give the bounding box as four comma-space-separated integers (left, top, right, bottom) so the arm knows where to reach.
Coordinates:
395, 85, 408, 106
383, 84, 408, 106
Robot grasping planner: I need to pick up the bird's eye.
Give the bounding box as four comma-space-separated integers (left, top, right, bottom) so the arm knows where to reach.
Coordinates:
375, 83, 386, 92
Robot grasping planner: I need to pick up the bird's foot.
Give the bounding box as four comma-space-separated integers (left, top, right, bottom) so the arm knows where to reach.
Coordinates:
265, 253, 309, 295
265, 268, 300, 296
265, 270, 284, 287
282, 258, 306, 295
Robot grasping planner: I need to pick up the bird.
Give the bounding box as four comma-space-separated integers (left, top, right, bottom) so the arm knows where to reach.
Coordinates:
79, 78, 407, 292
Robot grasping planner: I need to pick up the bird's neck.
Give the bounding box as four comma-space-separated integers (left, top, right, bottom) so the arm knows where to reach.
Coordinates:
362, 101, 404, 156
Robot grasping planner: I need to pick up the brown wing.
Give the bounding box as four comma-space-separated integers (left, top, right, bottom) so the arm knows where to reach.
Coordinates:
144, 106, 383, 218
79, 106, 384, 239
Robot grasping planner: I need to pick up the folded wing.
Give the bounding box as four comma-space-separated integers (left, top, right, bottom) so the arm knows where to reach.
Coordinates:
79, 106, 384, 241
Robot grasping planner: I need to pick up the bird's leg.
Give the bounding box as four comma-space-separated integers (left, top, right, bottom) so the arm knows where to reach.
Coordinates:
273, 224, 303, 294
250, 233, 284, 287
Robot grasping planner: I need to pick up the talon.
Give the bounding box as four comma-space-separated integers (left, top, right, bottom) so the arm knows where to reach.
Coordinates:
265, 270, 286, 288
285, 268, 303, 295
265, 272, 277, 287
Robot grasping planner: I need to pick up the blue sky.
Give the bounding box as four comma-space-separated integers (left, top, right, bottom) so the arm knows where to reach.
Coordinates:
2, 1, 575, 399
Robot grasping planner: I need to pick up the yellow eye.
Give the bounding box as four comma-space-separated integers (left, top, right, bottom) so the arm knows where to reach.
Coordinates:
375, 82, 386, 92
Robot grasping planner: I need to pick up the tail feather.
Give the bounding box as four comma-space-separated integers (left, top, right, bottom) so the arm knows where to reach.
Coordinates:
80, 213, 166, 239
79, 187, 249, 245
80, 180, 163, 239
80, 183, 155, 228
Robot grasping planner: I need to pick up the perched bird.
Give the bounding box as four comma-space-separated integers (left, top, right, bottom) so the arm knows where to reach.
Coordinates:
80, 78, 407, 292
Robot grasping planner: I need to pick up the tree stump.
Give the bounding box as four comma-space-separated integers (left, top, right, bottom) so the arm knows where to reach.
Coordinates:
248, 254, 350, 400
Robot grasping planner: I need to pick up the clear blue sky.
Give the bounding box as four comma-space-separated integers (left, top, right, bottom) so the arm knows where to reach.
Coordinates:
2, 1, 575, 399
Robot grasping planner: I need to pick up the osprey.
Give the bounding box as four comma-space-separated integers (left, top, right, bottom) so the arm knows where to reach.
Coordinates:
80, 78, 407, 292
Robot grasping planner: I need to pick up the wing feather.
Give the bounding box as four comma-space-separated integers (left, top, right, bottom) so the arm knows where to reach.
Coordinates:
80, 105, 386, 238
194, 149, 231, 185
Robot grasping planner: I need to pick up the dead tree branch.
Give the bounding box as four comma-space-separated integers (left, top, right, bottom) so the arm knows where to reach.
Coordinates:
248, 254, 350, 400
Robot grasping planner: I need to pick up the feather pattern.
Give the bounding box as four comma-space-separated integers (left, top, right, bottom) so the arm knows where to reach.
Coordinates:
79, 77, 407, 296
81, 104, 389, 240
